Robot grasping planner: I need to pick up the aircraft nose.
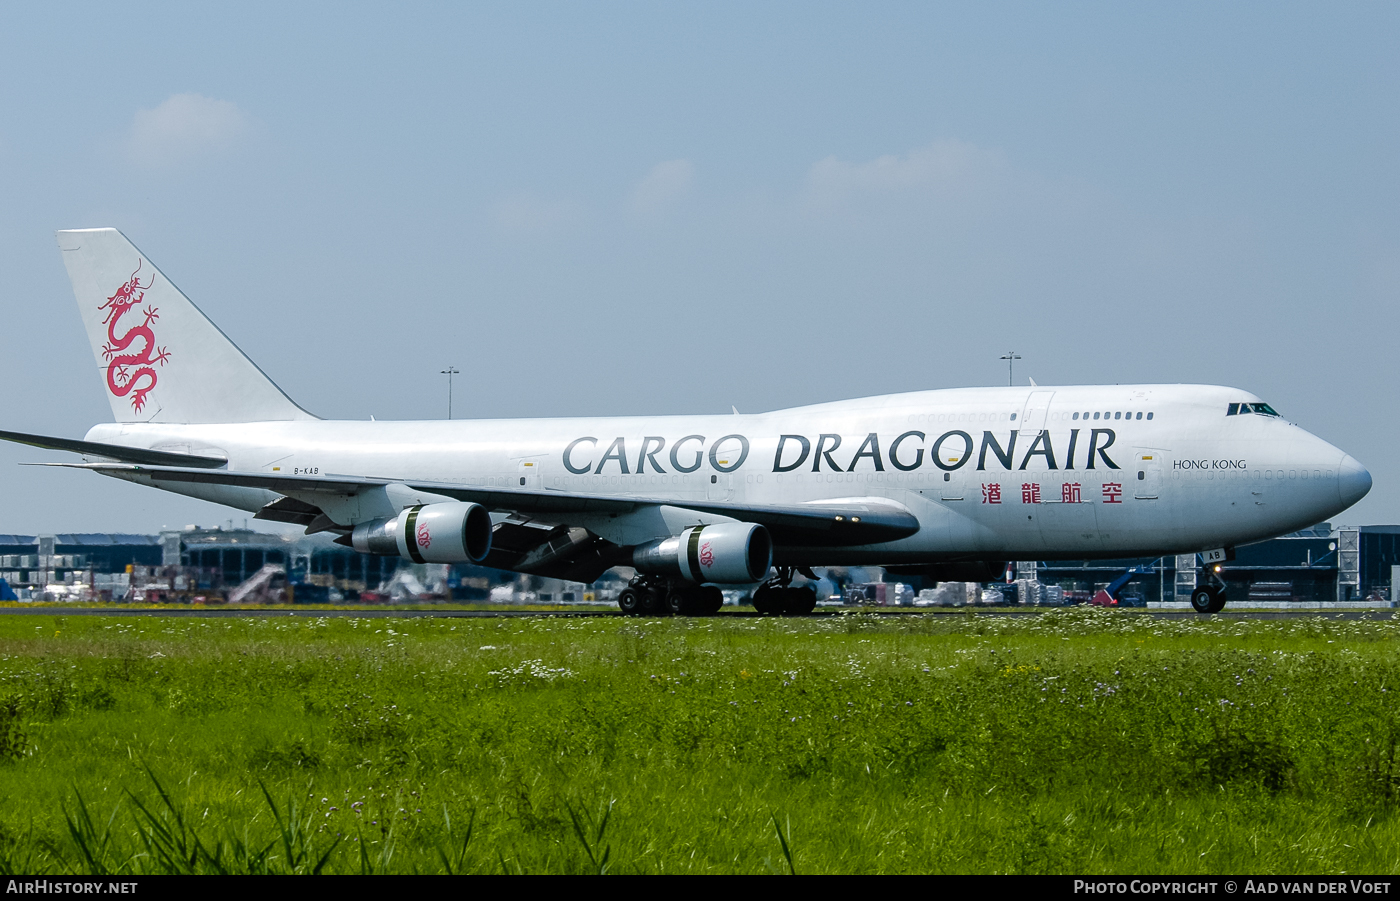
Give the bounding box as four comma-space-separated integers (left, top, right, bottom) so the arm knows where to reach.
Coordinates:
1338, 454, 1372, 509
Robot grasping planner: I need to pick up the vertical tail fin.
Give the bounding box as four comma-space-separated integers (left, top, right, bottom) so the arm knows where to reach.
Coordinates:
56, 228, 316, 424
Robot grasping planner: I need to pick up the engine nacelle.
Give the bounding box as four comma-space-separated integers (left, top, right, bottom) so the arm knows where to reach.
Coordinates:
351, 502, 492, 564
632, 522, 772, 584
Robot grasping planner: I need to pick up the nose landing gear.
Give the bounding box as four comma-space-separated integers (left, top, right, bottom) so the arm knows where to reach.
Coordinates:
1190, 557, 1229, 613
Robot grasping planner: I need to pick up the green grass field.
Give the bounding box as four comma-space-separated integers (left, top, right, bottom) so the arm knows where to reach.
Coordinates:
0, 609, 1397, 874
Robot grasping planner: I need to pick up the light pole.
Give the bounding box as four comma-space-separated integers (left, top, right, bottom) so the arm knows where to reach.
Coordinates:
999, 351, 1021, 387
440, 367, 460, 419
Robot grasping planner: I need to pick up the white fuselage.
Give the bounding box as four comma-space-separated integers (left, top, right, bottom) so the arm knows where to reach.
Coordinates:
85, 384, 1369, 565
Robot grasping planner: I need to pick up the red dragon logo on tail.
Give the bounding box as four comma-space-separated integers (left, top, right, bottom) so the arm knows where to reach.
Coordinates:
99, 260, 171, 413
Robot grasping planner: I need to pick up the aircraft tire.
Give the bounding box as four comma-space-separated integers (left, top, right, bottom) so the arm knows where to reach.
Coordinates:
667, 582, 715, 616
1190, 587, 1227, 614
637, 585, 663, 616
617, 588, 643, 616
751, 584, 782, 615
700, 585, 724, 615
784, 586, 818, 616
662, 584, 688, 616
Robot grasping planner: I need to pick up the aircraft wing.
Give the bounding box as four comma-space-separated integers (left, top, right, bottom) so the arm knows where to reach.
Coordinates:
41, 462, 920, 546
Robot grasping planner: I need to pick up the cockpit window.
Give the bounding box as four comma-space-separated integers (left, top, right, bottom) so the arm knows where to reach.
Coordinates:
1228, 402, 1281, 417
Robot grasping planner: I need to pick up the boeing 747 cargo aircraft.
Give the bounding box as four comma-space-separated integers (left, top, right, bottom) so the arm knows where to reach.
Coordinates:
0, 229, 1372, 614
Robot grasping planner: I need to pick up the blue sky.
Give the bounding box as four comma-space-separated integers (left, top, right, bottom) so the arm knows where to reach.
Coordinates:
1, 2, 1397, 533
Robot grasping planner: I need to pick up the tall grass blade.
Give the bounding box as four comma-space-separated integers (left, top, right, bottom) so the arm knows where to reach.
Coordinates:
771, 812, 796, 875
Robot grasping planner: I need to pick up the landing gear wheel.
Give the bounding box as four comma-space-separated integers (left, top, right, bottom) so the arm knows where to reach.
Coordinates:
698, 585, 724, 615
1190, 586, 1227, 614
783, 586, 817, 616
667, 583, 715, 616
751, 583, 782, 615
617, 588, 642, 616
662, 584, 687, 616
637, 585, 662, 615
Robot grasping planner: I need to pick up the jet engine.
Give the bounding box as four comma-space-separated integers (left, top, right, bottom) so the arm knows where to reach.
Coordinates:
632, 522, 772, 584
350, 502, 492, 564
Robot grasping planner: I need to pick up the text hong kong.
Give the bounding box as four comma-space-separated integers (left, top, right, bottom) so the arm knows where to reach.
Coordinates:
561, 429, 1129, 475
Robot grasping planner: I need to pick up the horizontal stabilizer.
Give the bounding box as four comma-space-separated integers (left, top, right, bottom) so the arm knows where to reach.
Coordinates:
0, 429, 227, 468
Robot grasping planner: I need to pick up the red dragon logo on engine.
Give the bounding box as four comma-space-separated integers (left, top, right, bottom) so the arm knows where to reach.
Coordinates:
698, 541, 714, 568
416, 522, 432, 549
99, 260, 171, 413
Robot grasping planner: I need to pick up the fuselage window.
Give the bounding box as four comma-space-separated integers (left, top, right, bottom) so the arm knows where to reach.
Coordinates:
1072, 412, 1079, 420
1093, 412, 1100, 420
1010, 412, 1017, 420
1135, 412, 1143, 420
1147, 412, 1153, 420
1115, 412, 1122, 420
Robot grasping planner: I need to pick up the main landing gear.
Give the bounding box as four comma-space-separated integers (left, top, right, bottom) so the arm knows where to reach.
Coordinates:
750, 567, 818, 617
617, 575, 724, 617
1190, 565, 1228, 614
